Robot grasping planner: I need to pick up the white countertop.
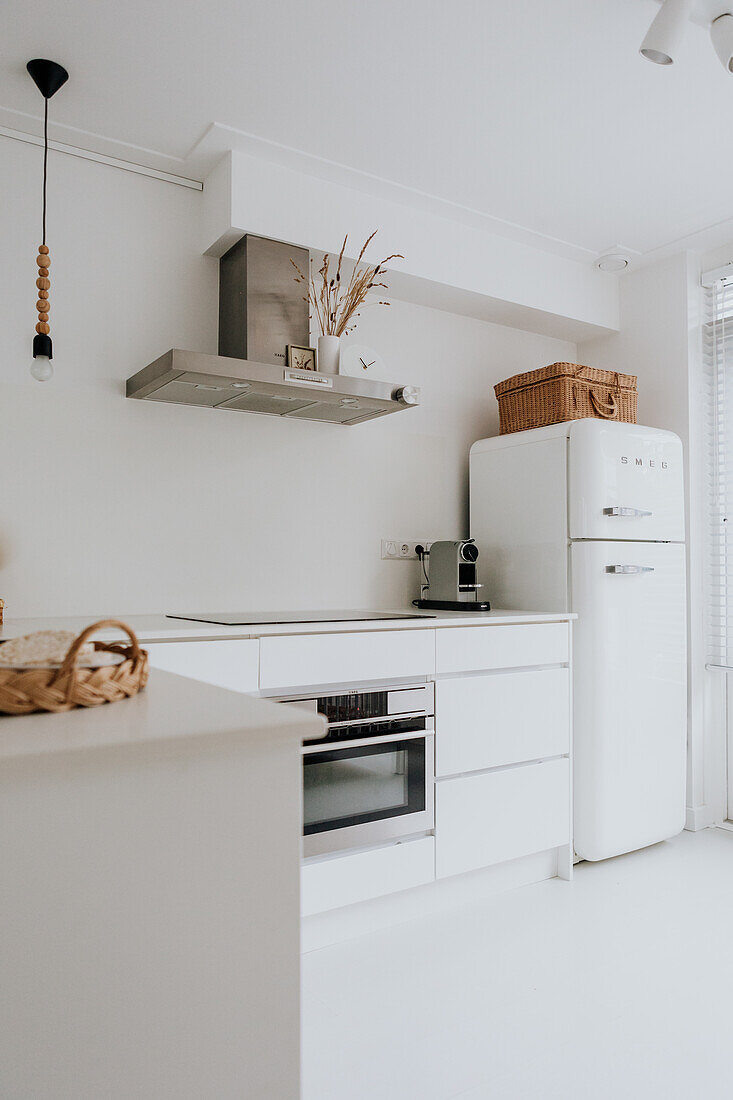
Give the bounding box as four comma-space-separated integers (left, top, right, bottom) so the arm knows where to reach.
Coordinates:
0, 608, 575, 645
0, 608, 574, 759
0, 669, 326, 761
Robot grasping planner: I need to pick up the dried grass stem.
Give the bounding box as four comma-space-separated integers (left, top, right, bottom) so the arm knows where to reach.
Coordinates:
291, 231, 402, 338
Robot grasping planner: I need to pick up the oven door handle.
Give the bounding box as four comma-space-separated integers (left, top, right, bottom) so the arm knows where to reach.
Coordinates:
302, 730, 433, 755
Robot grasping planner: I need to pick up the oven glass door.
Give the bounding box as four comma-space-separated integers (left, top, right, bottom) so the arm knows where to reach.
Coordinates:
303, 737, 427, 842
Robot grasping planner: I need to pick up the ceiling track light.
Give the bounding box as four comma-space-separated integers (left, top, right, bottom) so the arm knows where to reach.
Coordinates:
711, 13, 733, 72
639, 0, 695, 65
640, 2, 733, 74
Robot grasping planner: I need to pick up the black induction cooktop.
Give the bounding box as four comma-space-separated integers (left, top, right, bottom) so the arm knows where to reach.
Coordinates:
166, 610, 434, 626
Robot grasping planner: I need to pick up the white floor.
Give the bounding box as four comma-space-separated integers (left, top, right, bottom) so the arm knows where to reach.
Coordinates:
302, 828, 733, 1099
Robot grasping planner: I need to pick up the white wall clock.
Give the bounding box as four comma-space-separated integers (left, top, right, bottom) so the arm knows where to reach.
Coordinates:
340, 344, 387, 378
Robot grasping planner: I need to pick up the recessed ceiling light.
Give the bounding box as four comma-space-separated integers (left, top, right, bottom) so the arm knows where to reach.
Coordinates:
595, 249, 631, 273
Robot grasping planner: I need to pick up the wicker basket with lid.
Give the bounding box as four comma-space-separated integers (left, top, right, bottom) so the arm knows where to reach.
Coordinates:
494, 362, 637, 435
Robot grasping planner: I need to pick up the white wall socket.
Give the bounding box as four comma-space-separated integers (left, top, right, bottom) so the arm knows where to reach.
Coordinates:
381, 539, 431, 561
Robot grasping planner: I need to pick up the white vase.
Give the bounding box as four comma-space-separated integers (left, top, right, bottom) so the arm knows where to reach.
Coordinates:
318, 334, 341, 375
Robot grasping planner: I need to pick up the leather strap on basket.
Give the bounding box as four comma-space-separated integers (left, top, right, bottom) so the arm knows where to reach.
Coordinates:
589, 389, 618, 418
572, 365, 621, 420
56, 619, 142, 704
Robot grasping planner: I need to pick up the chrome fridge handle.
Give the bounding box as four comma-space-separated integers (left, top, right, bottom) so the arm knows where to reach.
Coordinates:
605, 565, 655, 575
603, 507, 653, 518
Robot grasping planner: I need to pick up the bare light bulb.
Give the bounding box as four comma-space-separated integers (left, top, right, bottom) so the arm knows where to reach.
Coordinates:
31, 355, 53, 382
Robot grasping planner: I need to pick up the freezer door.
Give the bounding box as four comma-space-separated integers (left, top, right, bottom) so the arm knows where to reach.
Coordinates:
568, 420, 684, 542
571, 540, 686, 861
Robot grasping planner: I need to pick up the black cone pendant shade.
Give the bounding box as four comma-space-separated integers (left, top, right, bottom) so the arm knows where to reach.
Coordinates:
26, 59, 68, 100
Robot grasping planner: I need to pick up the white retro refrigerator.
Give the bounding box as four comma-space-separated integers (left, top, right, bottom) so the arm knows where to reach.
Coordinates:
469, 420, 687, 861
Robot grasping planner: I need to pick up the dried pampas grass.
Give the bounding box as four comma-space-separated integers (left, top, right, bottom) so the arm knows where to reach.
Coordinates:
291, 230, 402, 338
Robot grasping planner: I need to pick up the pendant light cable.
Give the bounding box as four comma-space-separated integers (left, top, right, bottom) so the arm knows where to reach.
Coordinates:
42, 95, 48, 247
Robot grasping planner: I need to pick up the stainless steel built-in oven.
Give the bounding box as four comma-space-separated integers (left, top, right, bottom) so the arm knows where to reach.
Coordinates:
278, 683, 435, 857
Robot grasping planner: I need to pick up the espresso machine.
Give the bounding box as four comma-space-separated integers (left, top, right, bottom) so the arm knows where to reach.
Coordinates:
414, 540, 491, 612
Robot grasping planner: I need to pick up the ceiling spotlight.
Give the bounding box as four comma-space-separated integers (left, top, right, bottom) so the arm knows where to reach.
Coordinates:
595, 248, 632, 273
639, 0, 694, 65
711, 14, 733, 72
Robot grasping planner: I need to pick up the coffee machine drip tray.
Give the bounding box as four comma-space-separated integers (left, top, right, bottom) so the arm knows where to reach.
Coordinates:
413, 599, 491, 612
166, 610, 433, 626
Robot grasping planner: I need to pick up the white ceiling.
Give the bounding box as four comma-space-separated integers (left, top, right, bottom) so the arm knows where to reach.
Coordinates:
4, 0, 733, 264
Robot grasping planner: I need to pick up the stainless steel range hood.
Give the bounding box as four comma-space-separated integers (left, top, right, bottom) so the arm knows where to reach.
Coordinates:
127, 235, 420, 425
126, 349, 420, 425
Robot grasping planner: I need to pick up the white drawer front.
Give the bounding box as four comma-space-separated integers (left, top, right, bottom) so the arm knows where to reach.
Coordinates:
301, 837, 435, 915
259, 629, 435, 691
435, 623, 568, 675
436, 669, 570, 776
146, 640, 259, 693
435, 758, 570, 879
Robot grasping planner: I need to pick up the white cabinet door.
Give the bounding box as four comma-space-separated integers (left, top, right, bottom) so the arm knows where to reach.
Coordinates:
435, 623, 568, 675
435, 759, 570, 879
301, 837, 435, 916
259, 630, 435, 692
435, 669, 570, 776
146, 640, 259, 693
571, 540, 687, 861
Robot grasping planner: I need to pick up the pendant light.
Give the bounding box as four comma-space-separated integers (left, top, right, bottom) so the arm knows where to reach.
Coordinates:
26, 59, 68, 382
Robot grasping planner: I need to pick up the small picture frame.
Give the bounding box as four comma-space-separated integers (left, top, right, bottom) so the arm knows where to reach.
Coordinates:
286, 344, 318, 372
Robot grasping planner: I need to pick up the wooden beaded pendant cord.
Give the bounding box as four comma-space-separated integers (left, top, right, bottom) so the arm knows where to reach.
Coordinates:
26, 59, 68, 382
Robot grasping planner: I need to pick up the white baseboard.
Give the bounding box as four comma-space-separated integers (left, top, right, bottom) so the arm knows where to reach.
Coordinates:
301, 847, 560, 953
685, 803, 719, 831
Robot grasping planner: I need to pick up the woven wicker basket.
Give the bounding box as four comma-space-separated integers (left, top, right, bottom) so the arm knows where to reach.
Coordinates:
494, 362, 637, 435
0, 619, 149, 716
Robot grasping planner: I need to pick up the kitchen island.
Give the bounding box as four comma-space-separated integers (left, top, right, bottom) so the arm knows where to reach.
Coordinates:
0, 671, 324, 1100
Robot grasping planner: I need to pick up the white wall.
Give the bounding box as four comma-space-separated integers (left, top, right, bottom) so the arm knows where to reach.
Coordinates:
0, 136, 575, 618
579, 253, 691, 435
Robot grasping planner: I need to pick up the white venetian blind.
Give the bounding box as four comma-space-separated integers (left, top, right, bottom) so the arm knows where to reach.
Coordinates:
704, 274, 733, 668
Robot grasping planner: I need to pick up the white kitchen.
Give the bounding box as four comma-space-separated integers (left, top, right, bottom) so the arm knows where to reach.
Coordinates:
1, 2, 732, 1098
